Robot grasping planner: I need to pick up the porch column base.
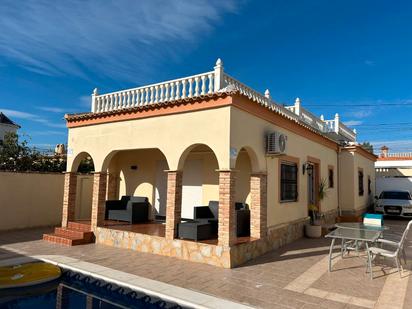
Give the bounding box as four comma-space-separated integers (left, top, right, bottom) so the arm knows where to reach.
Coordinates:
91, 172, 107, 229
62, 172, 77, 228
250, 173, 268, 239
218, 170, 237, 247
165, 171, 183, 240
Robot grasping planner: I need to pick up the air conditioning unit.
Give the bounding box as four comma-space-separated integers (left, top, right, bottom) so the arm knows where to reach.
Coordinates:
266, 132, 287, 155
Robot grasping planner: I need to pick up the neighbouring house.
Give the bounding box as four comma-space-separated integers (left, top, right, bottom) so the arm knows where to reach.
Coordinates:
0, 112, 20, 144
44, 59, 376, 268
375, 146, 412, 195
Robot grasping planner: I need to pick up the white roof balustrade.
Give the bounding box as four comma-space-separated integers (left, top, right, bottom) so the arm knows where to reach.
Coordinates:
90, 58, 357, 143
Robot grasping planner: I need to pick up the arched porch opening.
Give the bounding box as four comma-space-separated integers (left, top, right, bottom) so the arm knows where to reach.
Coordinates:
234, 146, 267, 240
71, 152, 95, 221
180, 144, 220, 220
169, 144, 220, 242
96, 148, 170, 237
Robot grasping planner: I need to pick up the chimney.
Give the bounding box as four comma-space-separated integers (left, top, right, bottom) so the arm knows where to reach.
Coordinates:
380, 145, 389, 158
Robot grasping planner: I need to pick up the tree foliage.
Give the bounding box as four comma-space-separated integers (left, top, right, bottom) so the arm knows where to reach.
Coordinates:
0, 132, 66, 172
361, 141, 374, 153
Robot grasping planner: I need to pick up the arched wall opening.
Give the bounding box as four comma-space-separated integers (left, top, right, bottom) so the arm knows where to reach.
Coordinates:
179, 144, 220, 220
71, 152, 95, 221
234, 149, 253, 205
104, 148, 170, 219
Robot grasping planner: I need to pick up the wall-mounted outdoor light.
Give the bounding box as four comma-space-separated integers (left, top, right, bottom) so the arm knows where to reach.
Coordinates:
302, 162, 313, 175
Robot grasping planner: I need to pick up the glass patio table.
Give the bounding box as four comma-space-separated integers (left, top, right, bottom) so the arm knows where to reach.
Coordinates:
325, 227, 383, 272
335, 222, 388, 232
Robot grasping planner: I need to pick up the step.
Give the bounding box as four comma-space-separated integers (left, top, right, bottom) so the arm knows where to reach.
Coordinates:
54, 227, 94, 241
67, 221, 92, 232
43, 233, 90, 246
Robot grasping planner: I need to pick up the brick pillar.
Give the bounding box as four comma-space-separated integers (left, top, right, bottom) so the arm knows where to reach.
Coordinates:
218, 170, 236, 247
250, 173, 267, 239
91, 172, 107, 229
165, 171, 182, 240
106, 173, 119, 200
62, 172, 77, 228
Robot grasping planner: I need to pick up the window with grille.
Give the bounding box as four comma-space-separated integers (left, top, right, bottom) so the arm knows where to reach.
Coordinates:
281, 162, 298, 202
358, 170, 364, 196
328, 167, 334, 188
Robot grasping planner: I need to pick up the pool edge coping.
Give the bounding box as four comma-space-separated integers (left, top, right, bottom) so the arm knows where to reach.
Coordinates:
0, 254, 255, 309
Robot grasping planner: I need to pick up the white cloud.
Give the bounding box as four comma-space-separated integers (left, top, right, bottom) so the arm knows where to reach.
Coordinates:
37, 106, 68, 113
79, 95, 91, 108
0, 1, 239, 81
344, 120, 362, 126
0, 108, 66, 128
364, 60, 375, 66
345, 108, 373, 119
30, 130, 66, 136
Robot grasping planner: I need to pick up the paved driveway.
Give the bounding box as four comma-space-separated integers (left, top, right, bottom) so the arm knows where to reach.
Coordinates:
1, 219, 411, 308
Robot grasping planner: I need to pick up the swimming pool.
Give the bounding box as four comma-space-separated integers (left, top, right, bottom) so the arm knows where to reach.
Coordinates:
0, 268, 191, 308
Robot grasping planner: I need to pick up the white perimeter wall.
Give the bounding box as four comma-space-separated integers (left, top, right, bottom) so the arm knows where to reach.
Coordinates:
376, 177, 412, 195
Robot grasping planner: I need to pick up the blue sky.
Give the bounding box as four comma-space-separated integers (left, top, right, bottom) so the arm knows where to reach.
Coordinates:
0, 0, 411, 153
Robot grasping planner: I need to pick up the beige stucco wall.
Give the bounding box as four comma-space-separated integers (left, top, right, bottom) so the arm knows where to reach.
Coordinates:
230, 106, 338, 228
339, 150, 375, 214
0, 172, 93, 230
0, 172, 64, 230
67, 106, 231, 173
338, 151, 355, 212
354, 152, 375, 211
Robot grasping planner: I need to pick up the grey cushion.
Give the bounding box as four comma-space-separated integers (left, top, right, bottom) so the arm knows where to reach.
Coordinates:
208, 201, 219, 219
129, 196, 148, 203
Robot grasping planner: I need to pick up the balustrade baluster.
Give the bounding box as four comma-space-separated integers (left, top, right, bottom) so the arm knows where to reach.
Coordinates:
165, 84, 170, 101
159, 84, 164, 102
136, 89, 140, 106
155, 85, 159, 103
119, 93, 123, 109
188, 78, 193, 97
181, 80, 187, 99
170, 83, 175, 100
194, 77, 200, 96
175, 81, 180, 99
105, 96, 109, 112
140, 89, 144, 105
208, 74, 213, 93
131, 90, 135, 107
111, 94, 115, 110
149, 87, 154, 103
120, 93, 124, 109
145, 88, 149, 105
126, 91, 131, 108
201, 75, 206, 95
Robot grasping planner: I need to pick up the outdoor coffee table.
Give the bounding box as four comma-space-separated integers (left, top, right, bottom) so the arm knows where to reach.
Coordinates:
325, 227, 383, 272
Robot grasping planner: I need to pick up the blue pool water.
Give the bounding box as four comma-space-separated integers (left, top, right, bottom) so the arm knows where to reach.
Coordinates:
0, 269, 190, 308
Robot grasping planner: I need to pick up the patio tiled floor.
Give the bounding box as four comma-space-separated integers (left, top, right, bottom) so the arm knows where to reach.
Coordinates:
1, 219, 411, 308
